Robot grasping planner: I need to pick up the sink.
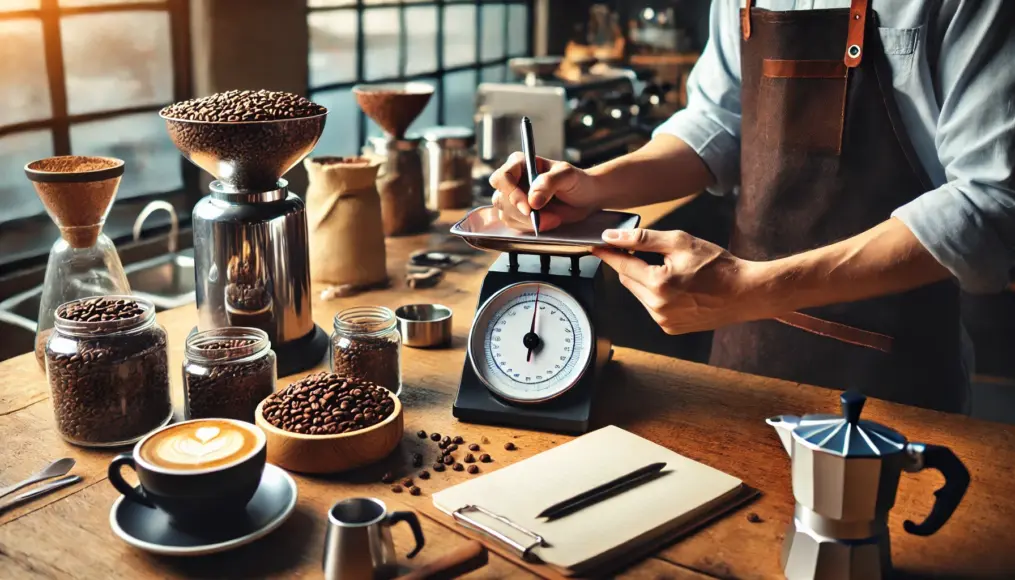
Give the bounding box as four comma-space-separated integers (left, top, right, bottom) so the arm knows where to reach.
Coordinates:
0, 312, 38, 363
125, 248, 196, 310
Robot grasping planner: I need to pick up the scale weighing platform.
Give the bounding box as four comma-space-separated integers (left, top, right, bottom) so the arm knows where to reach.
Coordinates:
450, 206, 640, 433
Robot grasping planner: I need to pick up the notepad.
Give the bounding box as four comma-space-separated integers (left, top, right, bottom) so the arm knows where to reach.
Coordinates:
432, 425, 746, 575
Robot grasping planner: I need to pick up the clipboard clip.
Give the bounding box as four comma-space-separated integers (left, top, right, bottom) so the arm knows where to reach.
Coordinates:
452, 505, 546, 562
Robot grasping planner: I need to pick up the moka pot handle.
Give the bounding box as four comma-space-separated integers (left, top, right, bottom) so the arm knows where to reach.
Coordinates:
903, 443, 970, 536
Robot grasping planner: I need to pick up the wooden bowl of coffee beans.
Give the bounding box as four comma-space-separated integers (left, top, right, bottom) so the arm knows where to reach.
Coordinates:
255, 372, 403, 474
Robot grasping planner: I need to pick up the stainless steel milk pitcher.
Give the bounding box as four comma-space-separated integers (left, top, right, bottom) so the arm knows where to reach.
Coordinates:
323, 497, 425, 580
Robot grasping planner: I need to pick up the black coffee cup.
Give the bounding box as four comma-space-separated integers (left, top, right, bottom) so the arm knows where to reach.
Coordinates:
108, 418, 267, 527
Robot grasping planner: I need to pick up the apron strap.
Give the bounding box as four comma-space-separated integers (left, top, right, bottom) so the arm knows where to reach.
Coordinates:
844, 0, 869, 67
742, 0, 755, 41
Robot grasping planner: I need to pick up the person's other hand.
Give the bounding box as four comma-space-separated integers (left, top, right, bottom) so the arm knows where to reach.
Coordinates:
488, 152, 601, 232
591, 228, 775, 334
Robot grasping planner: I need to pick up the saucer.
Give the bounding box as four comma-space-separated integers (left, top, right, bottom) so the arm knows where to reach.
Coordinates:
109, 463, 297, 556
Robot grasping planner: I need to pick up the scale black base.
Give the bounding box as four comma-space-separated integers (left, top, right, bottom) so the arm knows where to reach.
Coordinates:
453, 253, 614, 434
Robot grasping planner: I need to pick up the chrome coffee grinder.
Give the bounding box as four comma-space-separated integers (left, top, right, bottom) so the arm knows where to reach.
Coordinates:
161, 106, 329, 376
768, 391, 970, 579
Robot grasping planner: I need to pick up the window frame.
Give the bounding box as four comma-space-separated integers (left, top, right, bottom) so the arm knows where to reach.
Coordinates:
0, 0, 197, 216
307, 0, 534, 152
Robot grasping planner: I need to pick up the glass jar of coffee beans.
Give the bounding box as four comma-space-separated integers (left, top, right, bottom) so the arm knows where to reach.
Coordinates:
331, 306, 401, 395
45, 296, 172, 447
183, 327, 277, 422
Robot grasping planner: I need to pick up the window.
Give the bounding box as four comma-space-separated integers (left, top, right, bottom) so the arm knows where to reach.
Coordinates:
0, 0, 193, 240
308, 0, 532, 157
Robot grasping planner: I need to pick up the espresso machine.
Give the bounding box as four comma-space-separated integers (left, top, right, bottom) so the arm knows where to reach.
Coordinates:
162, 110, 330, 376
768, 391, 969, 579
476, 56, 658, 172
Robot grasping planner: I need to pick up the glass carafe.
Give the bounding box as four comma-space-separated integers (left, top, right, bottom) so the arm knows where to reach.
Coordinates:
25, 156, 131, 369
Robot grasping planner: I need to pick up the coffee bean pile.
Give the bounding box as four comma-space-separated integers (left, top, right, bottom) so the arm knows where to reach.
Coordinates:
332, 333, 400, 393
260, 372, 394, 435
60, 297, 144, 322
184, 341, 276, 422
47, 299, 171, 445
161, 90, 326, 123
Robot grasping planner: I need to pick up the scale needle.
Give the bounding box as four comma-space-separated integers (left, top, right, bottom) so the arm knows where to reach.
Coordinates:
526, 284, 541, 363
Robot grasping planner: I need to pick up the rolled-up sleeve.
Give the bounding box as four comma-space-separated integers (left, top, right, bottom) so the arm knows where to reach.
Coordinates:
892, 0, 1015, 293
652, 0, 743, 195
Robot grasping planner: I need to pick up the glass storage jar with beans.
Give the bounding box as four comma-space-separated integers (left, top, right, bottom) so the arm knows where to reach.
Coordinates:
183, 327, 277, 422
45, 296, 172, 447
331, 306, 402, 395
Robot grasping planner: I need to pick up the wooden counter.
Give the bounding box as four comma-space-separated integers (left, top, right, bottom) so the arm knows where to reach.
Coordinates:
2, 199, 1014, 579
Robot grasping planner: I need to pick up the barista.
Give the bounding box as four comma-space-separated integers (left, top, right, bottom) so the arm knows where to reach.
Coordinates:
489, 0, 1015, 413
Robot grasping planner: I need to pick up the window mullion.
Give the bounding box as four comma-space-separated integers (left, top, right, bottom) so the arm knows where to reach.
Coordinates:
40, 0, 70, 155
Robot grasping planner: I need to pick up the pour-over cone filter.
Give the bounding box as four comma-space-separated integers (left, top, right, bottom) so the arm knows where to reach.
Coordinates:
160, 90, 328, 192
354, 82, 434, 139
25, 156, 123, 248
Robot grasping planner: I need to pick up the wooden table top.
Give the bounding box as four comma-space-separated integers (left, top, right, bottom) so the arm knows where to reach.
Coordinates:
2, 199, 1014, 579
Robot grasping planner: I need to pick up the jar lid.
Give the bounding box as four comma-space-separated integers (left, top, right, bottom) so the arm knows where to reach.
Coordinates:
421, 126, 475, 148
792, 391, 907, 457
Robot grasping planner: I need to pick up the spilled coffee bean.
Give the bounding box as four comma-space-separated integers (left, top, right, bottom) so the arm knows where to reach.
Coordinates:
467, 465, 479, 474
409, 486, 421, 496
468, 443, 480, 452
480, 454, 492, 463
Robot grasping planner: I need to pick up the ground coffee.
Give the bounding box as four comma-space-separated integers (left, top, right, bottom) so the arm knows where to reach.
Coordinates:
46, 297, 171, 446
260, 371, 395, 435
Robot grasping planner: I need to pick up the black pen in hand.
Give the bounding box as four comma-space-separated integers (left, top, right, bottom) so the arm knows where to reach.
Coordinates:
520, 116, 540, 236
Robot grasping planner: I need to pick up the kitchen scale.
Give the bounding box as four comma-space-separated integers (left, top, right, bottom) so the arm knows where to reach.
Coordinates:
450, 205, 640, 433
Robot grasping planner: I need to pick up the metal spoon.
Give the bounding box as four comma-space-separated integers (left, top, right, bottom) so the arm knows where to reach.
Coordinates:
0, 475, 82, 515
0, 458, 76, 501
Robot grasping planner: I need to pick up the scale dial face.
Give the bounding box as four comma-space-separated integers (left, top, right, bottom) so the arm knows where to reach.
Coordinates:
469, 282, 594, 403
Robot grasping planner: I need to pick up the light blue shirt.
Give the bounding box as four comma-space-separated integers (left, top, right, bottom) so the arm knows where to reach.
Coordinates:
654, 0, 1015, 293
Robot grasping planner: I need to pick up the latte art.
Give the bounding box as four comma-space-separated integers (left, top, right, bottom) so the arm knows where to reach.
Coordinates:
140, 419, 261, 471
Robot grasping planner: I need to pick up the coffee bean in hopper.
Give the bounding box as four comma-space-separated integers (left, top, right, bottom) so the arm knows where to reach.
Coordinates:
160, 89, 326, 122
260, 372, 394, 435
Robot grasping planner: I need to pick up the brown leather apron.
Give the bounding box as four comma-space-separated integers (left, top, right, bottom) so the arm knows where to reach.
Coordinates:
708, 0, 967, 413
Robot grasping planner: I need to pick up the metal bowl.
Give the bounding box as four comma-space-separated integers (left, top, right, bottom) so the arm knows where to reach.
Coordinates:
395, 304, 452, 348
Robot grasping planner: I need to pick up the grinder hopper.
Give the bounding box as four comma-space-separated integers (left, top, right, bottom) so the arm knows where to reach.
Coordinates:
353, 82, 434, 139
161, 110, 327, 192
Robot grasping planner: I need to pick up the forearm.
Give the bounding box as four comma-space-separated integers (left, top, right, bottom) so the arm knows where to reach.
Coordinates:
586, 134, 716, 209
751, 218, 952, 316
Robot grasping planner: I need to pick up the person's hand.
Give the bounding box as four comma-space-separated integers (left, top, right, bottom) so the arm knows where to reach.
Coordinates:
488, 152, 601, 232
591, 228, 778, 335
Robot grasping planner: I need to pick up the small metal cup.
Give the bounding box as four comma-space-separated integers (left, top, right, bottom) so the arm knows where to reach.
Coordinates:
395, 304, 452, 348
323, 497, 425, 580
